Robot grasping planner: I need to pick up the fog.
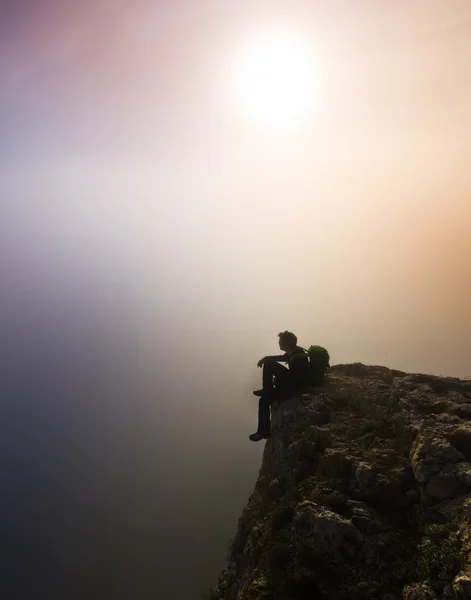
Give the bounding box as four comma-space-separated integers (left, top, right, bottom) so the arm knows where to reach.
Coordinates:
1, 1, 471, 598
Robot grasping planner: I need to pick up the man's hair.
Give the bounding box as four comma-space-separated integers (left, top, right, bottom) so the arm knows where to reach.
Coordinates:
278, 330, 297, 349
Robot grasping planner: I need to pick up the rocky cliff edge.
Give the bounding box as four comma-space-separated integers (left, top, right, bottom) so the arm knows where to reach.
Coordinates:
210, 363, 471, 600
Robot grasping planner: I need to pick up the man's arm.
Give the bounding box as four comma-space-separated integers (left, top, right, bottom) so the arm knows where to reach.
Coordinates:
257, 354, 287, 367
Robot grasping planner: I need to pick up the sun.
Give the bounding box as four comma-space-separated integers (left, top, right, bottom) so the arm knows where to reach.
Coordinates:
233, 31, 317, 129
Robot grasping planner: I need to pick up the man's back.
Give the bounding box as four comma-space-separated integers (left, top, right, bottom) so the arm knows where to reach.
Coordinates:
286, 347, 310, 390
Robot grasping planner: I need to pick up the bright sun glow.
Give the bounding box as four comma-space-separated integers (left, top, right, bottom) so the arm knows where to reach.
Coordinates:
234, 31, 317, 129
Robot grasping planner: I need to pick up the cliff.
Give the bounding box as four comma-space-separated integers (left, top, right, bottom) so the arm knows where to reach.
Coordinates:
209, 363, 471, 600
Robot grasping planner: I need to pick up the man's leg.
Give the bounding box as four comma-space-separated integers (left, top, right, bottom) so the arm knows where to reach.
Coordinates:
262, 361, 291, 392
250, 393, 272, 441
250, 363, 292, 441
258, 393, 272, 437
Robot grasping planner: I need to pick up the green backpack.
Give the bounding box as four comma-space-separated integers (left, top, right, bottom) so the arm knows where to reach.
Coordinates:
303, 345, 330, 386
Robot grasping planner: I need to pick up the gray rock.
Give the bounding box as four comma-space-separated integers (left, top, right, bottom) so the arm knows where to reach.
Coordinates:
318, 448, 354, 479
410, 434, 464, 484
294, 501, 362, 556
449, 425, 471, 459
355, 462, 376, 489
211, 364, 471, 600
453, 575, 471, 599
426, 472, 466, 500
443, 584, 454, 598
402, 582, 438, 599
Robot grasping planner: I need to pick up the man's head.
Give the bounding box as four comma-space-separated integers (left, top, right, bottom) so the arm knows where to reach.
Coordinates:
278, 330, 298, 353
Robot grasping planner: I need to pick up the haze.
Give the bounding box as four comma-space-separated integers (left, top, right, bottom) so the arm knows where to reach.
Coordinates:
1, 1, 470, 598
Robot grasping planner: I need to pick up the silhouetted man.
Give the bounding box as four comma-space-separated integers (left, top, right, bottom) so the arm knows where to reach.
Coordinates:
249, 331, 310, 442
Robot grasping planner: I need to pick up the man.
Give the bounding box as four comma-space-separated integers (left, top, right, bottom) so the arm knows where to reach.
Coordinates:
249, 331, 310, 442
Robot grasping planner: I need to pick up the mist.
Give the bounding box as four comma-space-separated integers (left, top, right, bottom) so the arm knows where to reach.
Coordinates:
1, 1, 471, 598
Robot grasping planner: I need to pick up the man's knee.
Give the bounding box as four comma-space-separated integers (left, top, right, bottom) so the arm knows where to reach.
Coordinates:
263, 362, 275, 376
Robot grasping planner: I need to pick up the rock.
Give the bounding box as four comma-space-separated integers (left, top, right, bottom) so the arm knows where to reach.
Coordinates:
342, 542, 356, 557
448, 425, 471, 459
456, 461, 471, 486
356, 580, 381, 597
426, 472, 466, 500
402, 582, 438, 599
355, 462, 376, 490
310, 410, 331, 425
287, 438, 319, 463
442, 584, 454, 598
294, 501, 362, 556
309, 425, 332, 451
350, 510, 376, 532
406, 488, 419, 500
410, 434, 464, 484
424, 460, 471, 500
266, 478, 282, 500
453, 575, 471, 599
210, 364, 471, 600
318, 448, 354, 479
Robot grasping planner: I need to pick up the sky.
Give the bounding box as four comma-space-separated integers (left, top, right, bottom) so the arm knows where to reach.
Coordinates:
1, 1, 471, 598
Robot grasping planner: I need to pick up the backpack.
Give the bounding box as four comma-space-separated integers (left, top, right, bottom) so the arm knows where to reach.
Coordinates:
303, 345, 330, 386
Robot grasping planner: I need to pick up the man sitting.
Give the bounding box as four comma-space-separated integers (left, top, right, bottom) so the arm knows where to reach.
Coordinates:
249, 331, 310, 442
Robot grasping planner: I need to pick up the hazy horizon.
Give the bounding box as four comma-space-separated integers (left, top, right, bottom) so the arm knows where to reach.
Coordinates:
1, 1, 470, 598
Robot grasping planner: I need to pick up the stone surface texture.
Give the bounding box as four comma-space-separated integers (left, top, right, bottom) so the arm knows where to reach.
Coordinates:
210, 364, 471, 600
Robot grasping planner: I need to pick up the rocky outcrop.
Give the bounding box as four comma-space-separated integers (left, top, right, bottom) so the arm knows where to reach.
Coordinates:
209, 364, 471, 600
